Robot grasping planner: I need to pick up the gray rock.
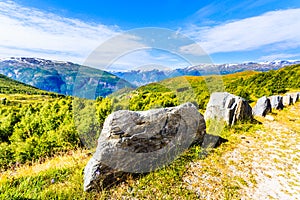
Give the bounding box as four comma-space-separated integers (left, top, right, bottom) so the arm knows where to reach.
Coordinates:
252, 96, 272, 117
282, 95, 293, 106
268, 95, 284, 110
0, 97, 6, 105
84, 102, 206, 191
200, 134, 228, 149
204, 92, 252, 126
289, 92, 299, 104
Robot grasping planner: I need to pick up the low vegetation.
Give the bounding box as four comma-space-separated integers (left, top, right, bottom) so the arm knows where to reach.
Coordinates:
0, 95, 80, 169
225, 64, 300, 100
108, 64, 299, 112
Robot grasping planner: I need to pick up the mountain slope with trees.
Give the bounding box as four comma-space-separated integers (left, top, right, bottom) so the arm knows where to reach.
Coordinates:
0, 74, 50, 95
0, 57, 134, 98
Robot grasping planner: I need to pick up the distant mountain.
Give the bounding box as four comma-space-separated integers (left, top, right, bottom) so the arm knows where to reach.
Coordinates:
0, 57, 134, 98
112, 60, 300, 86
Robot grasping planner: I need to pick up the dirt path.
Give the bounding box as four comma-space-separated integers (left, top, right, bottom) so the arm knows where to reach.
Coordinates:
183, 103, 300, 199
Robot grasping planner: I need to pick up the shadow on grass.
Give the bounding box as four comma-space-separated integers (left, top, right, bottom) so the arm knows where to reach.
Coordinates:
198, 133, 228, 159
250, 118, 262, 125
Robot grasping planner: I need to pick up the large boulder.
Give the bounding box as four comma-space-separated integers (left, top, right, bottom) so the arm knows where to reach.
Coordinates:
252, 96, 272, 117
282, 95, 293, 106
84, 102, 206, 191
269, 95, 284, 110
204, 92, 252, 126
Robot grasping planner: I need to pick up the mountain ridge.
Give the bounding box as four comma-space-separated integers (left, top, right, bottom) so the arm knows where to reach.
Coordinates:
0, 57, 134, 98
112, 60, 300, 86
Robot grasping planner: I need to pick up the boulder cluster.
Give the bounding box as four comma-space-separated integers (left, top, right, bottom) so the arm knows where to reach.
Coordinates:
84, 91, 300, 191
252, 92, 299, 117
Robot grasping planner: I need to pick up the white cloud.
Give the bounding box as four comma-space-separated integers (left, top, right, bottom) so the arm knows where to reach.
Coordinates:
0, 1, 191, 70
179, 43, 208, 56
0, 0, 119, 63
106, 49, 190, 71
182, 8, 300, 55
258, 53, 300, 61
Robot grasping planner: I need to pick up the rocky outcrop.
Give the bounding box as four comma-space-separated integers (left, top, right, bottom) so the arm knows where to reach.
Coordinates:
204, 92, 252, 126
252, 96, 272, 117
269, 95, 284, 110
84, 102, 206, 191
282, 95, 293, 106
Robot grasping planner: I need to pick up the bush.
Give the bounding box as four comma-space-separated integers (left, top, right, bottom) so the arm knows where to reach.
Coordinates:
0, 97, 80, 169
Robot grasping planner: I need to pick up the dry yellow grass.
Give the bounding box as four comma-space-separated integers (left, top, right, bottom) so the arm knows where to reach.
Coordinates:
0, 149, 92, 183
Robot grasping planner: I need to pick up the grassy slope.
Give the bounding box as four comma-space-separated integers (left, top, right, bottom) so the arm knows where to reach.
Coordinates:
1, 102, 298, 199
225, 64, 300, 100
111, 70, 260, 112
0, 73, 62, 103
0, 74, 51, 95
120, 65, 299, 112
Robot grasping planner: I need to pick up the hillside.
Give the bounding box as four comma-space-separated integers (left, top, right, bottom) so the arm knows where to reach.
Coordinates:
225, 64, 300, 100
0, 74, 80, 168
111, 65, 299, 112
0, 57, 134, 98
0, 74, 51, 95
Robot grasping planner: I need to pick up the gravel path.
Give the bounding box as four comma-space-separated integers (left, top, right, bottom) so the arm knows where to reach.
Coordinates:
183, 103, 300, 199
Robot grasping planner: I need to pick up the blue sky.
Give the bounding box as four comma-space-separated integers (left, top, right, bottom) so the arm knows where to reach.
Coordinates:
1, 0, 300, 70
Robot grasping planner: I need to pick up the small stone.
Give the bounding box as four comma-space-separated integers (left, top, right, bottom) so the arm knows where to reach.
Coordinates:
268, 95, 284, 110
252, 96, 272, 117
282, 95, 292, 106
265, 115, 275, 121
289, 92, 299, 104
